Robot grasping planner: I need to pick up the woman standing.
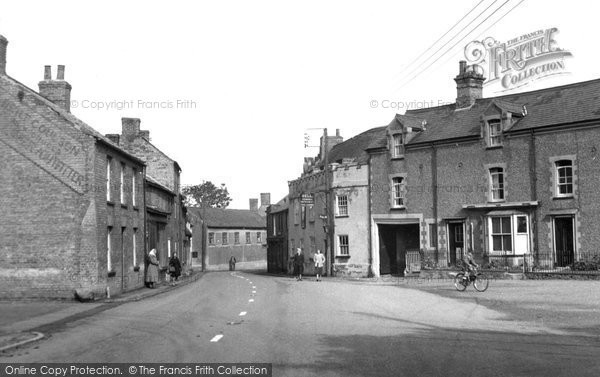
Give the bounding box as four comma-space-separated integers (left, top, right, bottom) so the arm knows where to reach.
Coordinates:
314, 249, 325, 282
146, 249, 159, 288
169, 252, 182, 286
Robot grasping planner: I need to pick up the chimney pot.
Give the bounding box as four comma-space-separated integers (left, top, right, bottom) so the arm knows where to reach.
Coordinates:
459, 60, 467, 74
44, 65, 51, 80
57, 65, 65, 80
0, 35, 7, 76
454, 61, 485, 109
336, 129, 340, 137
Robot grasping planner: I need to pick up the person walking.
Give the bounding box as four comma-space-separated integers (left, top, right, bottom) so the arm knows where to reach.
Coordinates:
146, 248, 159, 289
293, 248, 304, 281
314, 249, 325, 282
229, 255, 237, 271
169, 252, 182, 286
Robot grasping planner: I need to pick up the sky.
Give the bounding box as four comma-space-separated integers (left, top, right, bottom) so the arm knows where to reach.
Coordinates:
1, 0, 598, 209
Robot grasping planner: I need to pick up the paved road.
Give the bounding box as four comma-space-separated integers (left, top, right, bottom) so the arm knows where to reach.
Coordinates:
2, 272, 599, 376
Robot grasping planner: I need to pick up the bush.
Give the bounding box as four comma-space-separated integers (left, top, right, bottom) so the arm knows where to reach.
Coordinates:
570, 256, 600, 271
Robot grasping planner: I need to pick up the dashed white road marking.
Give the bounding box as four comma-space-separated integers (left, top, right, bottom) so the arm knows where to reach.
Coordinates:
252, 290, 256, 294
252, 286, 256, 289
210, 334, 223, 342
249, 299, 254, 302
239, 311, 247, 316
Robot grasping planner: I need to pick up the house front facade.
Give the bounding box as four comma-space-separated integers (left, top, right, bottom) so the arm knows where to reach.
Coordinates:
368, 61, 600, 274
0, 35, 147, 298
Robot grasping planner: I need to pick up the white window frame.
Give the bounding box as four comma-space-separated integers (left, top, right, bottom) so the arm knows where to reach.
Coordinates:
106, 157, 112, 201
338, 235, 349, 256
336, 195, 349, 216
120, 163, 125, 204
392, 133, 403, 157
489, 216, 512, 254
257, 231, 262, 244
555, 160, 574, 197
168, 238, 172, 258
489, 167, 505, 202
132, 169, 137, 206
391, 176, 406, 208
234, 232, 240, 244
487, 119, 502, 147
222, 232, 228, 245
107, 227, 112, 271
246, 232, 251, 244
208, 232, 215, 245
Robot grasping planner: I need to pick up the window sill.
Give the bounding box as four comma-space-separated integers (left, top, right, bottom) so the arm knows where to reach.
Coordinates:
121, 203, 128, 209
107, 200, 115, 206
335, 215, 349, 218
107, 270, 117, 277
487, 200, 506, 204
390, 206, 406, 210
391, 155, 405, 160
486, 145, 503, 150
336, 254, 351, 258
553, 195, 574, 200
133, 205, 140, 211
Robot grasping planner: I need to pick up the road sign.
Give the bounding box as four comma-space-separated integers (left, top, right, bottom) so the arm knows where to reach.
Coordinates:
300, 193, 314, 205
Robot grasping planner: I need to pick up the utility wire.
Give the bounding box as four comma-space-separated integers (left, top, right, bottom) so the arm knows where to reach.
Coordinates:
394, 0, 499, 88
395, 0, 486, 79
397, 0, 511, 90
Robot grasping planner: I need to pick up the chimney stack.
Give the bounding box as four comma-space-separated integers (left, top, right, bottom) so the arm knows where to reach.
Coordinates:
0, 35, 7, 76
105, 134, 120, 145
454, 60, 485, 109
121, 118, 141, 141
38, 65, 72, 112
249, 198, 259, 211
260, 193, 271, 208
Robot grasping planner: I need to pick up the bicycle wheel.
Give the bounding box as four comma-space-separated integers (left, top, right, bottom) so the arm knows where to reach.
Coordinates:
454, 272, 467, 291
473, 273, 489, 292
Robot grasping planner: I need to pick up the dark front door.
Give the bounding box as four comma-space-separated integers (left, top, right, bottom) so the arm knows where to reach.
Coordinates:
554, 217, 574, 267
448, 222, 464, 266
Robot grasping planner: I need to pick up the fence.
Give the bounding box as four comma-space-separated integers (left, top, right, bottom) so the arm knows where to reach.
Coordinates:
483, 251, 599, 273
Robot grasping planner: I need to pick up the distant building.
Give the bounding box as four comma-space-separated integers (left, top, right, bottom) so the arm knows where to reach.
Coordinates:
188, 197, 268, 271
0, 35, 147, 298
266, 196, 289, 273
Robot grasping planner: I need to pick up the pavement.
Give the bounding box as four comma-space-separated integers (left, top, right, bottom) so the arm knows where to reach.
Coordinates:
0, 270, 204, 353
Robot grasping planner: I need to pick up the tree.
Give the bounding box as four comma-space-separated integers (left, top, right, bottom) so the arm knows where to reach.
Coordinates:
182, 181, 232, 208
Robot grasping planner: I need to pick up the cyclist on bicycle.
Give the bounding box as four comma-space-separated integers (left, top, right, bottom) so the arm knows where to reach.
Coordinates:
462, 251, 478, 280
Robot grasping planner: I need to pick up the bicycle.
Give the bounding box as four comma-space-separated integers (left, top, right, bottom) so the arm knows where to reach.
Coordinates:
453, 268, 489, 292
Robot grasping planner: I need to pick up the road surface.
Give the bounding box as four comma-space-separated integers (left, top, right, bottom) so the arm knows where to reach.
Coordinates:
2, 272, 599, 376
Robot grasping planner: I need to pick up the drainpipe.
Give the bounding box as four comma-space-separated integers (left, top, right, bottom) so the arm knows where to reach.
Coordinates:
367, 160, 373, 277
431, 143, 439, 264
529, 129, 538, 271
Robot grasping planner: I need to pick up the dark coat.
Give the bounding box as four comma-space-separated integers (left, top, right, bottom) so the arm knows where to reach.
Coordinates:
146, 254, 159, 283
169, 256, 182, 278
293, 252, 304, 275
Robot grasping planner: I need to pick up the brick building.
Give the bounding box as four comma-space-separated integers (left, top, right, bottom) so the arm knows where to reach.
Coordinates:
106, 118, 190, 279
188, 196, 268, 271
368, 61, 600, 274
0, 35, 147, 298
